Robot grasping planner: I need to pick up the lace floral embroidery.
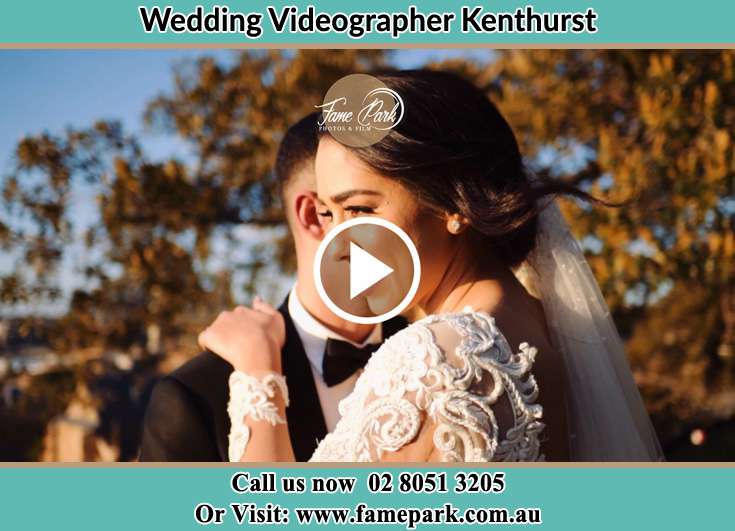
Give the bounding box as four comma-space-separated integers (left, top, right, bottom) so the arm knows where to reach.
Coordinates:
310, 310, 544, 462
227, 371, 289, 462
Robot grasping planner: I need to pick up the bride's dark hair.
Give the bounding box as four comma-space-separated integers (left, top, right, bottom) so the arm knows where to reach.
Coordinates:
319, 68, 597, 268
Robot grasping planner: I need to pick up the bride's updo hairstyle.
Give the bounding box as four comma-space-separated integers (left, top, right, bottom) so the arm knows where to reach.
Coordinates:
321, 69, 595, 268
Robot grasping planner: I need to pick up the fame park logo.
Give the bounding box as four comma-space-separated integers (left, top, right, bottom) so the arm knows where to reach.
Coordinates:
316, 74, 404, 147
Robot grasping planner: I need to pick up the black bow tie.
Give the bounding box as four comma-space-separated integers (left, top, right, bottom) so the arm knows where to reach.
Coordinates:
322, 338, 381, 387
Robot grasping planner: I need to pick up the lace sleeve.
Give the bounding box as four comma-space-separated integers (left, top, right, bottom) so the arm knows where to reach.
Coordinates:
227, 371, 289, 462
309, 310, 544, 462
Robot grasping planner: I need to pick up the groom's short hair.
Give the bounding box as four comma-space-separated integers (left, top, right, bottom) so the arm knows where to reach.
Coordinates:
275, 112, 320, 198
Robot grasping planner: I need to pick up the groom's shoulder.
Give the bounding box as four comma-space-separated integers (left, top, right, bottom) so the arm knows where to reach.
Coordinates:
166, 351, 232, 398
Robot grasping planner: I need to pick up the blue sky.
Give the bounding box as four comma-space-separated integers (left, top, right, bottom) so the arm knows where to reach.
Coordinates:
0, 49, 493, 314
0, 49, 492, 172
0, 50, 234, 173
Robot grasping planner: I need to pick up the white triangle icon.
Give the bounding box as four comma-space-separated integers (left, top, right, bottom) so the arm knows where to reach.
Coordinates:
349, 241, 394, 299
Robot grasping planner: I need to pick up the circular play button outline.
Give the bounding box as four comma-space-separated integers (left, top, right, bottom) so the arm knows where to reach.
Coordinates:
313, 217, 421, 325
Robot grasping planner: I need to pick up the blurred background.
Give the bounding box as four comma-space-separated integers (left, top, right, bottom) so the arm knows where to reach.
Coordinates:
0, 49, 733, 461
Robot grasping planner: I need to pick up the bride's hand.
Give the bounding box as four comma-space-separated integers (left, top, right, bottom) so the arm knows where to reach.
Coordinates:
198, 297, 286, 374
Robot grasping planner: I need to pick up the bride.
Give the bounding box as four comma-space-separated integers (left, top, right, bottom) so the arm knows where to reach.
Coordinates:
198, 69, 663, 462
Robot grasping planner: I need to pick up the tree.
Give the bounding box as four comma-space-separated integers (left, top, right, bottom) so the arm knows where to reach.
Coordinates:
0, 51, 386, 351
2, 50, 733, 444
466, 51, 735, 435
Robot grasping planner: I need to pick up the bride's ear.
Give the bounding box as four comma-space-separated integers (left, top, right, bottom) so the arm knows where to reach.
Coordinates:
294, 191, 324, 239
445, 213, 470, 235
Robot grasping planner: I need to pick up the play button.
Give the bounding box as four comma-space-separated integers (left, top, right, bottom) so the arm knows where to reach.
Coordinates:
314, 218, 421, 324
349, 242, 394, 299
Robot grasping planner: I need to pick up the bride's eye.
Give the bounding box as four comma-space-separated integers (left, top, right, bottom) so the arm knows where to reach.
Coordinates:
345, 205, 376, 217
317, 209, 333, 219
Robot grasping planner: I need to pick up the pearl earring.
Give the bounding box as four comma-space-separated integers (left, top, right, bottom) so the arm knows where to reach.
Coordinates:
448, 219, 462, 234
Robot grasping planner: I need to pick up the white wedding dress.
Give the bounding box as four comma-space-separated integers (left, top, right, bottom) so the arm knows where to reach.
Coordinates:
227, 201, 663, 462
309, 309, 544, 462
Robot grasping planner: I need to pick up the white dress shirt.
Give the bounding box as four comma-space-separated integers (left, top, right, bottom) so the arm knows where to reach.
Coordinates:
287, 287, 382, 432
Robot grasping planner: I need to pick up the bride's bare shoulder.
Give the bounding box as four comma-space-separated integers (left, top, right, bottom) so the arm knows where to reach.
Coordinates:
490, 307, 570, 461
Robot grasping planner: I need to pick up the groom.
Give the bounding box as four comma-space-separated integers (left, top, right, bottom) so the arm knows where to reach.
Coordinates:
139, 113, 406, 461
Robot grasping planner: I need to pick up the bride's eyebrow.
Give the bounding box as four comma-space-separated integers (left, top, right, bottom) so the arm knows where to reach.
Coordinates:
330, 189, 382, 204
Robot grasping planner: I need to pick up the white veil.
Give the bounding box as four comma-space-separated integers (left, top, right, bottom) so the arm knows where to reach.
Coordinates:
514, 201, 665, 461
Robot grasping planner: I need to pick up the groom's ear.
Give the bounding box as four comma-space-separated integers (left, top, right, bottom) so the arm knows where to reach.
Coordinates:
293, 191, 324, 239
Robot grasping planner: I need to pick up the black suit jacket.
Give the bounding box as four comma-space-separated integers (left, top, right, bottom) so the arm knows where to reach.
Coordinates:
139, 300, 406, 461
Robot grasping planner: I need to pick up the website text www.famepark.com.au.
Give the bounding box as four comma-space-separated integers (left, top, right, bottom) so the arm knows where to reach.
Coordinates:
294, 503, 542, 527
213, 471, 542, 528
